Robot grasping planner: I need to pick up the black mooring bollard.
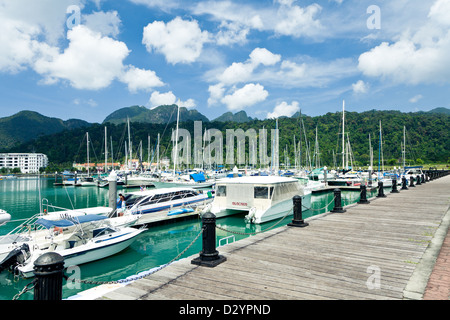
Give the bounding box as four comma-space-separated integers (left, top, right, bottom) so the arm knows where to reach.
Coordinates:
391, 178, 399, 193
377, 181, 386, 198
288, 195, 309, 227
421, 174, 425, 184
358, 184, 370, 204
416, 174, 421, 185
33, 252, 65, 300
401, 176, 408, 190
409, 176, 415, 187
191, 212, 226, 267
331, 189, 346, 213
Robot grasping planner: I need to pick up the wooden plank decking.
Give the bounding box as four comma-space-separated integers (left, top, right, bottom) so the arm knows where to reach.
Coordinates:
96, 175, 450, 300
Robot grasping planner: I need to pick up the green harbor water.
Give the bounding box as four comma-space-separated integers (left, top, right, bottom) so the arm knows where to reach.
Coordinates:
0, 177, 379, 300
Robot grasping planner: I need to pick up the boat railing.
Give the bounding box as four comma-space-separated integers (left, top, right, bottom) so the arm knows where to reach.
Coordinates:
0, 213, 43, 242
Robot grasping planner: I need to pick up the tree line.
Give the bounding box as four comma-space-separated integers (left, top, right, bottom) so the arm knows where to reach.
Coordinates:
6, 109, 449, 172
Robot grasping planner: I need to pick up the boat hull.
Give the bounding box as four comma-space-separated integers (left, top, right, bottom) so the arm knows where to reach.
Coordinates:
211, 193, 312, 225
18, 228, 145, 278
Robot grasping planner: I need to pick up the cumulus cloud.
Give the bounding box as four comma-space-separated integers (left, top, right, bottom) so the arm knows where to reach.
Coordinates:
0, 2, 163, 93
142, 17, 210, 64
358, 0, 450, 85
120, 65, 164, 93
34, 25, 130, 90
149, 91, 196, 109
267, 101, 300, 119
352, 80, 368, 94
220, 83, 268, 111
274, 1, 324, 38
217, 47, 281, 85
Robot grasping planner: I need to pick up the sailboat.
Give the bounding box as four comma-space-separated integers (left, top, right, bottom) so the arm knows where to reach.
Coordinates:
328, 101, 363, 186
377, 121, 393, 187
76, 132, 97, 186
152, 105, 214, 189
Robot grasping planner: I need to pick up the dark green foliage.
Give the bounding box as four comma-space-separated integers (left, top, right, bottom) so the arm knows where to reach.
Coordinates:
2, 109, 449, 167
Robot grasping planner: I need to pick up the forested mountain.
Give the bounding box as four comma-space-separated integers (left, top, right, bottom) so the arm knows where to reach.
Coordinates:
213, 110, 254, 123
0, 110, 90, 149
5, 109, 449, 171
103, 104, 209, 125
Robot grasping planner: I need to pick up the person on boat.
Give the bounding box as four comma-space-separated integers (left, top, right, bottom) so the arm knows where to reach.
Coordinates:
117, 194, 126, 216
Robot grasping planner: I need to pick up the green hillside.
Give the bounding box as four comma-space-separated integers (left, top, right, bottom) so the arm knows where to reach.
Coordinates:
5, 109, 449, 170
0, 110, 90, 150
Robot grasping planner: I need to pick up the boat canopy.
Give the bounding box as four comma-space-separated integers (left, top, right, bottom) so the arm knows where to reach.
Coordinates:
190, 173, 206, 182
36, 214, 108, 229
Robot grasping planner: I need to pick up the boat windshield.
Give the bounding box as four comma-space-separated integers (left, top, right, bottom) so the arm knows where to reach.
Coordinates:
125, 194, 145, 206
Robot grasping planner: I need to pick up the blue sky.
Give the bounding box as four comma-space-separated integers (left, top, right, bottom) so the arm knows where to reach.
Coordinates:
0, 0, 449, 123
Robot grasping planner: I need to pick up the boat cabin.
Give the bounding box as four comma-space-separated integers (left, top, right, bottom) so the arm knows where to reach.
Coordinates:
123, 188, 204, 208
212, 176, 305, 213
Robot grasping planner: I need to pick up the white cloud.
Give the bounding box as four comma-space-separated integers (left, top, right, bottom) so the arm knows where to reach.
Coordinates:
275, 2, 324, 38
352, 80, 368, 94
249, 48, 281, 67
0, 3, 163, 93
220, 83, 268, 111
149, 91, 196, 109
207, 83, 226, 106
120, 65, 164, 93
193, 0, 323, 40
142, 17, 210, 64
83, 10, 122, 38
409, 94, 423, 103
149, 91, 177, 107
358, 0, 450, 85
34, 25, 130, 90
217, 47, 281, 85
215, 21, 249, 46
267, 101, 300, 119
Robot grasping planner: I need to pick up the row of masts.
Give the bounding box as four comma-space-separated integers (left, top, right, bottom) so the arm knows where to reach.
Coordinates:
80, 102, 412, 174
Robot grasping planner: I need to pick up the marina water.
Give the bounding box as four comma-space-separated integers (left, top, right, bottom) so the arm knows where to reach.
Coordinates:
0, 177, 377, 300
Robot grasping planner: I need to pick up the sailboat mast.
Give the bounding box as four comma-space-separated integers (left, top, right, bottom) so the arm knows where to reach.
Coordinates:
104, 126, 107, 173
403, 126, 406, 169
378, 120, 381, 178
86, 132, 90, 177
342, 100, 345, 170
157, 133, 160, 172
174, 105, 180, 175
127, 117, 132, 169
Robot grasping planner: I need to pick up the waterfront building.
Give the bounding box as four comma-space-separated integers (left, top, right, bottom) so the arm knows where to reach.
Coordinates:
0, 153, 48, 174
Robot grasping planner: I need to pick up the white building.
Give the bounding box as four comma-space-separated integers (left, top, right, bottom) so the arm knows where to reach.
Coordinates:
0, 153, 48, 174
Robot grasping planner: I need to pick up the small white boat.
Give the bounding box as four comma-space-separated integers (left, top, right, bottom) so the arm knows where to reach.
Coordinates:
12, 215, 145, 278
0, 209, 11, 225
209, 176, 312, 224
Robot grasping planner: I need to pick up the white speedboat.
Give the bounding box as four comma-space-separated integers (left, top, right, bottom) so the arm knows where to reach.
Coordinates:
209, 176, 312, 224
0, 209, 11, 225
9, 215, 145, 278
118, 187, 214, 225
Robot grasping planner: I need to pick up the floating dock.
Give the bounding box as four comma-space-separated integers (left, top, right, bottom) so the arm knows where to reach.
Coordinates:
81, 174, 450, 300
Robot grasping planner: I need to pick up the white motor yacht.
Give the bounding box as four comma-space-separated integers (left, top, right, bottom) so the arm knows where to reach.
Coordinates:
118, 187, 214, 225
209, 176, 312, 224
0, 214, 145, 278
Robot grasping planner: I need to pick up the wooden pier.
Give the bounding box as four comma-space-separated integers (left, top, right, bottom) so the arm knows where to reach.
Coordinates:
93, 175, 450, 300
